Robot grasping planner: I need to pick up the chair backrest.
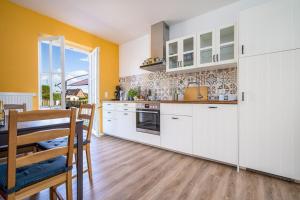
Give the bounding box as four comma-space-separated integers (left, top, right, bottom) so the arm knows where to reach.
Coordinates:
4, 103, 26, 112
78, 104, 95, 142
7, 108, 77, 192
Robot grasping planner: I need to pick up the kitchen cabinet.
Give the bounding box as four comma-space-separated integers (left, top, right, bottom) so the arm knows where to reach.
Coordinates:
103, 118, 115, 135
166, 25, 237, 72
116, 110, 136, 140
197, 25, 237, 68
161, 114, 193, 154
102, 103, 117, 136
239, 49, 300, 180
239, 0, 300, 57
166, 35, 196, 72
102, 102, 136, 140
193, 104, 238, 165
161, 104, 193, 154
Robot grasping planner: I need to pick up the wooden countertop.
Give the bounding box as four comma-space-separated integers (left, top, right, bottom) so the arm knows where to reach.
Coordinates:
102, 100, 238, 105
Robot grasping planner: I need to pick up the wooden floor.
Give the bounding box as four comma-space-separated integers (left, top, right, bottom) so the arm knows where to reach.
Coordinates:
3, 135, 300, 200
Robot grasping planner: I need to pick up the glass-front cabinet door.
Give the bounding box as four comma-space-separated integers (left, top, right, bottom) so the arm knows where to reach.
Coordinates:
166, 40, 179, 70
217, 25, 235, 63
166, 35, 196, 71
198, 31, 214, 66
182, 36, 196, 68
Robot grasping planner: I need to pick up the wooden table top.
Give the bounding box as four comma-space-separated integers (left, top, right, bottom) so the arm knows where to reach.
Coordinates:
0, 117, 83, 135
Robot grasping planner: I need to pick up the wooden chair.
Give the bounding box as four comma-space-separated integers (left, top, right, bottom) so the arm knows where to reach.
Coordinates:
0, 103, 33, 160
38, 104, 96, 181
0, 108, 77, 200
4, 104, 26, 112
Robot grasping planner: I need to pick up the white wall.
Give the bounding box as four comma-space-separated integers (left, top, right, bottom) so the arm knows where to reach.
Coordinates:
119, 0, 271, 77
119, 34, 150, 77
169, 2, 240, 40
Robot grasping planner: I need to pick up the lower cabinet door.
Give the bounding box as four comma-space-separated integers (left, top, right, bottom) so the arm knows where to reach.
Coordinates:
103, 118, 115, 135
192, 105, 238, 165
116, 111, 136, 140
161, 115, 193, 154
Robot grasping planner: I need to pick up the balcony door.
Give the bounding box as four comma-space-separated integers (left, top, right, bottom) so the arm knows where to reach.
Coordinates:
38, 36, 65, 109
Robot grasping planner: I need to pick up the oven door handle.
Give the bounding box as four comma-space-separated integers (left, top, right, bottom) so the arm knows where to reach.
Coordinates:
136, 110, 159, 114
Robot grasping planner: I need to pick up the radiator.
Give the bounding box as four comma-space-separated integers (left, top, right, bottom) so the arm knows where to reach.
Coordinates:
0, 92, 36, 111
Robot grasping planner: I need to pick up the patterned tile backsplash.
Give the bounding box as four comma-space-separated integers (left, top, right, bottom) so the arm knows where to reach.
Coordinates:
119, 67, 237, 100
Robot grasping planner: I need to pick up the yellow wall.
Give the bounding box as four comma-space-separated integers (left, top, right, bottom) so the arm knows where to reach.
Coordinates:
0, 0, 119, 132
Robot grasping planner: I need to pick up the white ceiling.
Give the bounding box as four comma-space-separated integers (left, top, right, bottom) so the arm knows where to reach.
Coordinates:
11, 0, 238, 44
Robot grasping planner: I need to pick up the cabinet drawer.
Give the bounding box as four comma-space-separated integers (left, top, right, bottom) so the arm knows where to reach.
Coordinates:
116, 106, 136, 112
161, 103, 193, 116
103, 110, 115, 119
102, 102, 115, 111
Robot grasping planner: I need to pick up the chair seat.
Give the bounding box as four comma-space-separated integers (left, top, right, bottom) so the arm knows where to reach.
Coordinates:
0, 156, 68, 194
37, 132, 89, 150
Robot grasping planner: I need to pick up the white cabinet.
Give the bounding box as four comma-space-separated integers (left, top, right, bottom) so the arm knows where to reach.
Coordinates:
239, 0, 300, 57
102, 102, 136, 140
193, 104, 238, 165
116, 111, 136, 140
161, 104, 193, 154
239, 49, 300, 180
161, 114, 193, 154
197, 25, 237, 68
166, 35, 196, 72
102, 102, 117, 136
103, 118, 115, 135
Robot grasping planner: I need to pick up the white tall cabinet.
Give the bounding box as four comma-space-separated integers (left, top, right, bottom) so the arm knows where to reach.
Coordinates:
193, 104, 238, 165
239, 0, 300, 57
239, 49, 300, 180
239, 0, 300, 180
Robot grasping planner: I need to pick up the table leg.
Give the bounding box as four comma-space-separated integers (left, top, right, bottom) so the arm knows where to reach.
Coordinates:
76, 121, 83, 200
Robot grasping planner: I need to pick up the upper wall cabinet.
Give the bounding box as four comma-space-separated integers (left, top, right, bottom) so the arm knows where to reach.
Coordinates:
166, 25, 237, 72
239, 0, 300, 57
197, 25, 237, 68
166, 35, 196, 72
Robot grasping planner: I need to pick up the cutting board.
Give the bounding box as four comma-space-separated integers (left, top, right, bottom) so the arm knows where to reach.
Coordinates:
184, 86, 208, 101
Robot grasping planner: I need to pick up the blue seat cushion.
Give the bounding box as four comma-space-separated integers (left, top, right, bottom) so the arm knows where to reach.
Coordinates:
37, 132, 89, 150
0, 156, 68, 194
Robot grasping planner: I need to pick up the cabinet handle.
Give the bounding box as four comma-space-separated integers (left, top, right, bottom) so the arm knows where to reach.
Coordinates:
171, 117, 179, 120
107, 104, 111, 106
124, 108, 128, 111
216, 54, 219, 62
213, 55, 215, 62
124, 104, 128, 106
124, 113, 128, 115
242, 92, 245, 101
177, 61, 179, 67
107, 120, 111, 122
107, 112, 111, 114
241, 45, 244, 55
208, 106, 218, 109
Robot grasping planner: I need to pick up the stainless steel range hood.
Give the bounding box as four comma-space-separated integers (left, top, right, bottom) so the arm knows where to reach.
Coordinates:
140, 21, 169, 72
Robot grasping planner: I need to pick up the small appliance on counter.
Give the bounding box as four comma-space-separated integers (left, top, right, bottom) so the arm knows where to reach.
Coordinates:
184, 86, 208, 101
114, 85, 122, 100
0, 100, 5, 127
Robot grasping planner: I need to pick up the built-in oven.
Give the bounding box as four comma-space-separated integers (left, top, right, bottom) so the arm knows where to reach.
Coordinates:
136, 103, 160, 135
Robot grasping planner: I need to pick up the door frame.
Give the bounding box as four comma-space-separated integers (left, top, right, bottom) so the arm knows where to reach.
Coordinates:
38, 36, 65, 109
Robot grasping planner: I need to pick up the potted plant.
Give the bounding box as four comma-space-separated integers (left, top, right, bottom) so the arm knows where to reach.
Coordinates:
127, 89, 138, 101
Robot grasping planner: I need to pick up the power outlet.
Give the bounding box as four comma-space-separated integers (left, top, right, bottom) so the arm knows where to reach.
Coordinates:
104, 91, 108, 99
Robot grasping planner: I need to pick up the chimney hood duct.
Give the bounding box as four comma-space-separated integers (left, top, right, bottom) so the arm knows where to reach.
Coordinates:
140, 21, 169, 72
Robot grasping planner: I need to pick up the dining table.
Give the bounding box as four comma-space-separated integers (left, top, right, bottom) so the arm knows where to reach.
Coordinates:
0, 117, 84, 200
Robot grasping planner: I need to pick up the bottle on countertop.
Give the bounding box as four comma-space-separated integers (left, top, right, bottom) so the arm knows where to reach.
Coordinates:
0, 100, 5, 127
